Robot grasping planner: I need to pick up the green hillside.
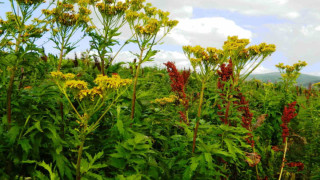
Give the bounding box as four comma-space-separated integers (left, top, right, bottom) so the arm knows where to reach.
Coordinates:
248, 72, 320, 86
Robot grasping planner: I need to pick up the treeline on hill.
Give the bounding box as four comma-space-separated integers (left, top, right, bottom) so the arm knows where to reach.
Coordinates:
1, 0, 320, 179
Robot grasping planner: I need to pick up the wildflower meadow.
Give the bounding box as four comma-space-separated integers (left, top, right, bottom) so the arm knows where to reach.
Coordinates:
0, 0, 320, 179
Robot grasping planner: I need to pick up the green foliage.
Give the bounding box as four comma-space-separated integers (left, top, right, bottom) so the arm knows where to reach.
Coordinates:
0, 0, 319, 179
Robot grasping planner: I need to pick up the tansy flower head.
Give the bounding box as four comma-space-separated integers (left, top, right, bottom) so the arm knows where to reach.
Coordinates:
94, 74, 132, 90
51, 71, 64, 79
78, 87, 103, 101
65, 80, 88, 90
51, 71, 75, 80
152, 95, 177, 105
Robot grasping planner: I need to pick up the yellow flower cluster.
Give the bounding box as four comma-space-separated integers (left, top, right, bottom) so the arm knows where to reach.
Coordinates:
223, 36, 250, 52
7, 41, 15, 46
129, 0, 146, 11
263, 82, 274, 88
144, 3, 157, 16
223, 36, 276, 58
42, 3, 90, 27
134, 18, 160, 35
152, 95, 177, 105
276, 61, 307, 83
77, 0, 99, 6
126, 2, 178, 37
96, 1, 129, 15
51, 71, 75, 80
312, 82, 320, 87
254, 79, 262, 83
0, 12, 21, 30
190, 58, 202, 64
79, 7, 92, 15
16, 0, 45, 5
78, 87, 103, 101
276, 61, 307, 73
125, 10, 140, 21
94, 74, 132, 90
51, 72, 131, 101
65, 80, 88, 90
85, 25, 96, 32
183, 45, 222, 65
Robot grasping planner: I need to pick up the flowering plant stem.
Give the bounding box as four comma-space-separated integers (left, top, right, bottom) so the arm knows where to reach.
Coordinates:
76, 134, 85, 180
278, 138, 288, 180
131, 48, 144, 120
57, 40, 65, 71
192, 80, 206, 153
56, 82, 127, 179
6, 29, 21, 127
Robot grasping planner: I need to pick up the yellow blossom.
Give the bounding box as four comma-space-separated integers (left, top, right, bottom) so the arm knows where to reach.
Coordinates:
312, 82, 320, 87
51, 71, 75, 80
152, 95, 177, 105
51, 71, 64, 79
78, 87, 103, 101
94, 74, 132, 90
65, 80, 88, 90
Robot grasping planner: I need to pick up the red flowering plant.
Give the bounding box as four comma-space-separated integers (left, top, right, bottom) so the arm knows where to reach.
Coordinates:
287, 162, 304, 172
216, 36, 275, 126
213, 37, 275, 178
278, 101, 298, 179
164, 61, 190, 125
216, 59, 233, 125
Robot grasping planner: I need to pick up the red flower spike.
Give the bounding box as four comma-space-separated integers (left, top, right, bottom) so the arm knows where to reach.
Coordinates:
164, 62, 190, 124
179, 111, 188, 125
281, 102, 298, 143
217, 59, 233, 90
287, 162, 304, 171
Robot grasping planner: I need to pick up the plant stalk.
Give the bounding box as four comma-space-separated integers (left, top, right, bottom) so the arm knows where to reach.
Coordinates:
130, 48, 144, 120
57, 41, 64, 71
76, 137, 85, 180
278, 138, 288, 180
6, 31, 21, 126
7, 68, 16, 126
192, 80, 205, 153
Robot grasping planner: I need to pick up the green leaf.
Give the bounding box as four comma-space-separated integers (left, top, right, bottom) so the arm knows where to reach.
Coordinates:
19, 139, 32, 154
35, 121, 43, 132
8, 126, 20, 144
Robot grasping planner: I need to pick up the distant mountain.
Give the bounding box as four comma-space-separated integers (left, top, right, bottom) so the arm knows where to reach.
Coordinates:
247, 72, 320, 87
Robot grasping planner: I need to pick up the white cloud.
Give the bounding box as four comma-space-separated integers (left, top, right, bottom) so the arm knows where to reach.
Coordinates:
263, 23, 320, 64
164, 17, 252, 47
79, 0, 320, 72
305, 72, 320, 77
285, 12, 300, 19
252, 66, 277, 74
113, 50, 191, 69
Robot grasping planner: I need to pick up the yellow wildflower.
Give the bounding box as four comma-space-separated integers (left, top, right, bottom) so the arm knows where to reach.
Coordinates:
190, 58, 202, 64
65, 80, 88, 90
51, 71, 64, 79
78, 87, 103, 101
153, 95, 177, 105
312, 82, 320, 87
51, 71, 75, 80
94, 74, 132, 90
63, 73, 75, 79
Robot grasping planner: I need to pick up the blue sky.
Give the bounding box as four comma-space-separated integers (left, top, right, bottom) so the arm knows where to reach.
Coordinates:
1, 0, 320, 75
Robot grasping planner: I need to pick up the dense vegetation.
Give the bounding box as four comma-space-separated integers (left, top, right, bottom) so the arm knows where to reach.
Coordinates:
248, 72, 320, 87
1, 0, 320, 179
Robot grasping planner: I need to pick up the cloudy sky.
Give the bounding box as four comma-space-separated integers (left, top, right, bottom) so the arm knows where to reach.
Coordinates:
1, 0, 320, 75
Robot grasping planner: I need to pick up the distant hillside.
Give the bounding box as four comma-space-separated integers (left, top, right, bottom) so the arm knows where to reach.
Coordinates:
247, 72, 320, 87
